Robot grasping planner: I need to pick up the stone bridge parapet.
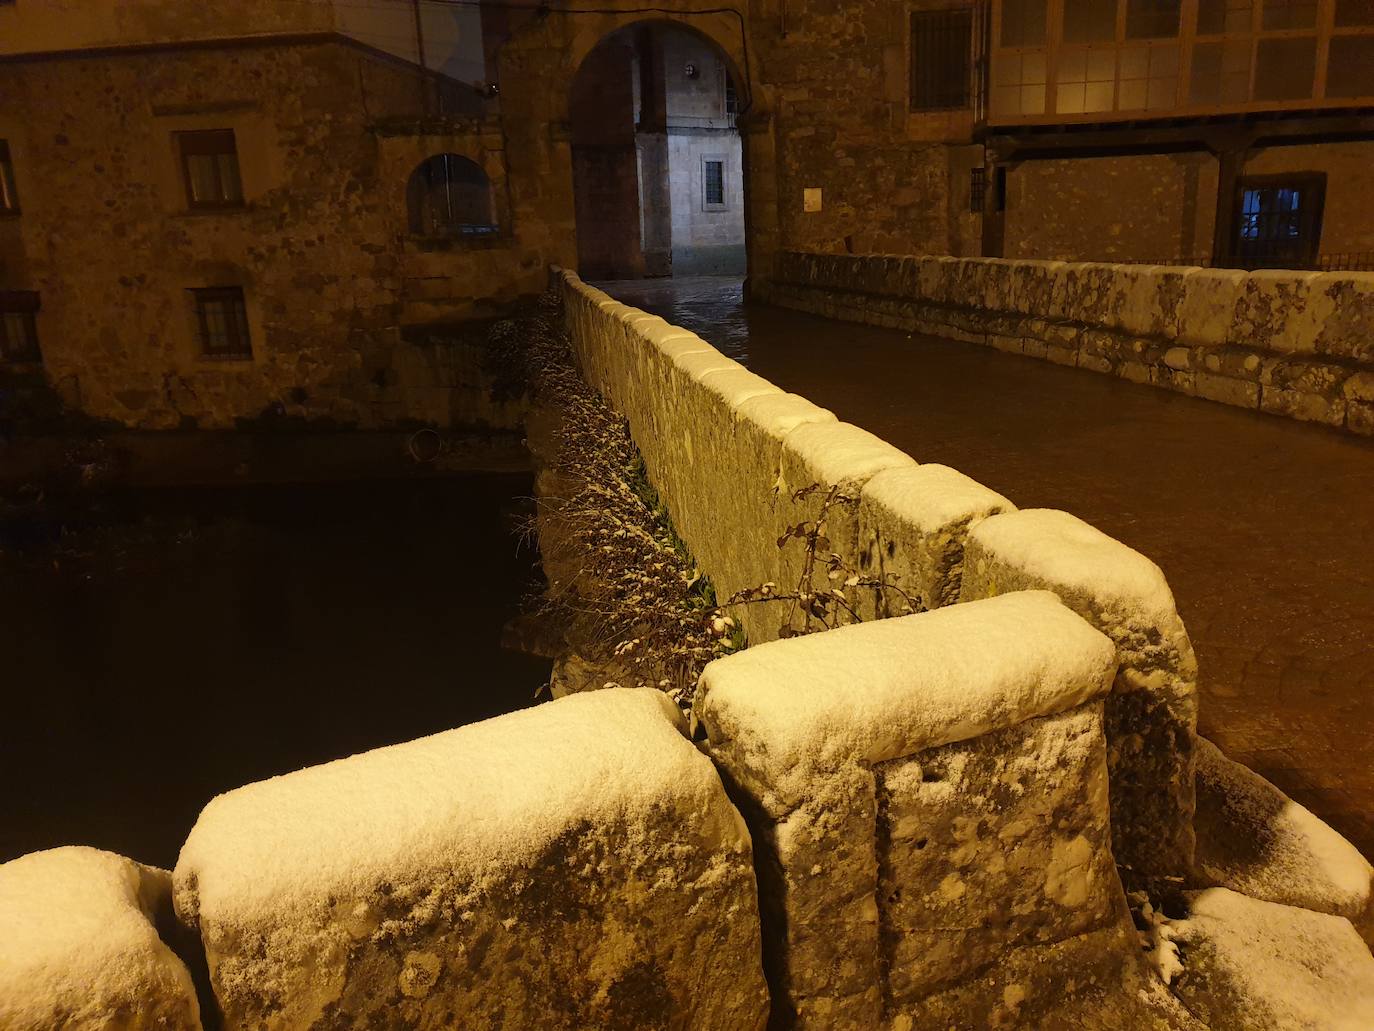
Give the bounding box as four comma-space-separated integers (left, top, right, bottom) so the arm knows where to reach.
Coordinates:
756, 251, 1374, 436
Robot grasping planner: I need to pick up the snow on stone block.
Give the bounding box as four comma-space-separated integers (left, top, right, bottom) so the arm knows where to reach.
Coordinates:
0, 847, 202, 1031
698, 367, 781, 408
1168, 888, 1374, 1030
960, 507, 1198, 879
735, 392, 835, 438
694, 593, 1123, 1029
858, 464, 1016, 612
693, 590, 1116, 816
174, 689, 768, 1031
1194, 737, 1374, 941
781, 420, 917, 492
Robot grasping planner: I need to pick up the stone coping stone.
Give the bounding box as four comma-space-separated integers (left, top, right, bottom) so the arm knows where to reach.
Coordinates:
1195, 736, 1374, 941
1168, 887, 1374, 1030
174, 688, 768, 1030
0, 846, 203, 1031
693, 590, 1116, 818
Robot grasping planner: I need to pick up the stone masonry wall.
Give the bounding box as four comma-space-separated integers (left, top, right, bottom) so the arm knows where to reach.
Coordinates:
557, 265, 1201, 879
0, 40, 539, 430
758, 251, 1374, 436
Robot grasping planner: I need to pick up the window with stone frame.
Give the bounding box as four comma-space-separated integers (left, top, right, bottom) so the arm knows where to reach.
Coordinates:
702, 156, 727, 210
406, 154, 497, 237
911, 8, 975, 111
0, 140, 18, 213
177, 129, 244, 209
191, 287, 253, 359
0, 291, 41, 363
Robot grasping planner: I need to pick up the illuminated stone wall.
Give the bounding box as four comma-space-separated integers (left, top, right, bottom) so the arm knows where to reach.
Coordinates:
760, 252, 1374, 436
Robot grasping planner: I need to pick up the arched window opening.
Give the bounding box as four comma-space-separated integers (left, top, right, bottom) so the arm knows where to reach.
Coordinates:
407, 154, 497, 237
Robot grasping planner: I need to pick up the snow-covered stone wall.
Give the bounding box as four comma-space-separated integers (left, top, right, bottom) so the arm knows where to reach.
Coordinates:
173, 689, 770, 1030
757, 252, 1374, 436
556, 266, 1200, 879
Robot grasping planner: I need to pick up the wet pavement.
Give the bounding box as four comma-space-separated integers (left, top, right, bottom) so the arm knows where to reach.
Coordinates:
601, 275, 1374, 860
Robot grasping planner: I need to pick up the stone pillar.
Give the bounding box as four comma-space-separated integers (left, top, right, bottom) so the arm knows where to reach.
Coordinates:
634, 27, 674, 277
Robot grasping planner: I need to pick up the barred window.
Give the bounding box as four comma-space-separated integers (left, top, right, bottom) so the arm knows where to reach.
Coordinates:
970, 168, 987, 212
703, 157, 727, 210
192, 287, 252, 359
911, 9, 974, 111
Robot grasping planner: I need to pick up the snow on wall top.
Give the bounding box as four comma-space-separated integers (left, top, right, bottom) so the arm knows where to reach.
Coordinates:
0, 847, 201, 1030
693, 591, 1117, 814
863, 463, 1015, 533
968, 509, 1180, 629
175, 690, 734, 927
1173, 887, 1374, 1030
1196, 737, 1373, 930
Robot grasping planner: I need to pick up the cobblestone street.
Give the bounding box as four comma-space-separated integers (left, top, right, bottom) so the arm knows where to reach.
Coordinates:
604, 275, 1374, 859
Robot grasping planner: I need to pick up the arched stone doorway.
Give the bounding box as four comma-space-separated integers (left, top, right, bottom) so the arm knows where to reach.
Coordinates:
569, 22, 747, 282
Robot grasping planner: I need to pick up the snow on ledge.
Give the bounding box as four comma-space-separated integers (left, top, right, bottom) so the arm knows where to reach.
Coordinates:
0, 847, 202, 1030
862, 463, 1015, 534
175, 690, 730, 929
967, 509, 1180, 629
693, 591, 1116, 814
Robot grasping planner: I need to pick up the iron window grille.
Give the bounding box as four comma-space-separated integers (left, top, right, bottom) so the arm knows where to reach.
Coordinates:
911, 8, 975, 111
0, 140, 17, 213
1231, 173, 1326, 270
0, 291, 41, 363
970, 167, 987, 212
703, 157, 727, 210
177, 129, 244, 209
192, 287, 253, 359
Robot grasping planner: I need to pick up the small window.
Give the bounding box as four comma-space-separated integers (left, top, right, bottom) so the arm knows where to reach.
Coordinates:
0, 291, 40, 363
1198, 0, 1255, 34
1001, 0, 1048, 46
1336, 0, 1374, 26
702, 157, 727, 210
177, 129, 244, 209
192, 287, 252, 359
0, 140, 17, 213
1126, 0, 1182, 38
1231, 174, 1325, 269
911, 9, 974, 111
970, 168, 987, 212
407, 154, 497, 237
1262, 0, 1318, 29
1064, 0, 1118, 43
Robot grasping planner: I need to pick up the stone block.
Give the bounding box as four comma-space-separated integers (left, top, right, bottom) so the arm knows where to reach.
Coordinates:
1167, 888, 1374, 1029
1230, 269, 1325, 355
960, 510, 1198, 878
1260, 387, 1346, 427
1312, 271, 1374, 362
1349, 400, 1374, 436
174, 690, 769, 1031
1176, 267, 1247, 349
1194, 737, 1374, 941
1193, 370, 1260, 409
0, 847, 203, 1031
857, 463, 1016, 611
694, 592, 1122, 1029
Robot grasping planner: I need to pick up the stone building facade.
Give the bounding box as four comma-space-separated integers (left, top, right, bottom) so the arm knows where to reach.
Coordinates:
4, 0, 1374, 428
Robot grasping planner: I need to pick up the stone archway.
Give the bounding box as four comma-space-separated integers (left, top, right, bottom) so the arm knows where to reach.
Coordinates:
567, 19, 752, 281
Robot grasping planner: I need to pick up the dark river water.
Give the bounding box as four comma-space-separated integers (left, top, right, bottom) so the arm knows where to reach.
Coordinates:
0, 474, 550, 869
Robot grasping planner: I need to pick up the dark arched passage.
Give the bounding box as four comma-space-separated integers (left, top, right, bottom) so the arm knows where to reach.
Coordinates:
569, 22, 746, 281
